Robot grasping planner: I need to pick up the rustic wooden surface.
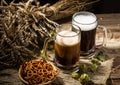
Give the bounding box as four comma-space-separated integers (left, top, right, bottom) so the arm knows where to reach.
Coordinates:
96, 13, 120, 85
0, 13, 120, 85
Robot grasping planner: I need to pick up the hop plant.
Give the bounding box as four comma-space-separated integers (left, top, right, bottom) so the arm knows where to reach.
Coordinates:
78, 73, 90, 84
90, 64, 98, 72
79, 64, 87, 73
71, 72, 79, 79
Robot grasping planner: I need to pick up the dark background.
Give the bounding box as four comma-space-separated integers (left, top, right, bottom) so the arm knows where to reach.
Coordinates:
6, 0, 120, 13
93, 0, 120, 13
40, 0, 120, 14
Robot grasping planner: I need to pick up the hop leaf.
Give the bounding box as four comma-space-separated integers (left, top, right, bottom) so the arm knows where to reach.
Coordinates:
96, 51, 106, 62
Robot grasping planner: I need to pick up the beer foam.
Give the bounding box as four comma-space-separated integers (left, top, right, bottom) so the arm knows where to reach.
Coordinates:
56, 31, 79, 46
72, 13, 97, 31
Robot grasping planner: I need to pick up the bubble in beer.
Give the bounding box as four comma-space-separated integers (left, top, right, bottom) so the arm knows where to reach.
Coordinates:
56, 31, 79, 46
72, 12, 97, 31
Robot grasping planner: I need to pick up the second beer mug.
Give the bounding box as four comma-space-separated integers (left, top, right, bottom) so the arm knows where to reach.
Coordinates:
43, 24, 81, 70
72, 11, 107, 57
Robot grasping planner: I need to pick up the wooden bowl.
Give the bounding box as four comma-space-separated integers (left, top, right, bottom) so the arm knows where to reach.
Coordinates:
18, 59, 59, 85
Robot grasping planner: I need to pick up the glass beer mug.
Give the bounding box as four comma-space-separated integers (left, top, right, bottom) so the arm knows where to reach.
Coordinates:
72, 11, 107, 57
43, 24, 81, 71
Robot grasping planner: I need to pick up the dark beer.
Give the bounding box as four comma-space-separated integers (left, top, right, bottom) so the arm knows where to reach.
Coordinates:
72, 11, 97, 56
54, 30, 80, 69
80, 28, 96, 55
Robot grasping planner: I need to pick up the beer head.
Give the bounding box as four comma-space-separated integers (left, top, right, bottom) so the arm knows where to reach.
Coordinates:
72, 11, 97, 31
55, 30, 80, 46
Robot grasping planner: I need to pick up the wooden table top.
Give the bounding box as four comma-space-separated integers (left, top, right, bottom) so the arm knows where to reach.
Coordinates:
97, 13, 120, 85
0, 13, 120, 85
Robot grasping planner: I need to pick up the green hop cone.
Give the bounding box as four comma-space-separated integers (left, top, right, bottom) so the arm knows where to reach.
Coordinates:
79, 64, 87, 73
90, 64, 98, 72
71, 72, 79, 79
78, 73, 90, 84
91, 58, 100, 65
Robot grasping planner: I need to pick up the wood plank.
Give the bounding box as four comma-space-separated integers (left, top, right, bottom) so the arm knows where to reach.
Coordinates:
96, 13, 120, 30
96, 13, 120, 85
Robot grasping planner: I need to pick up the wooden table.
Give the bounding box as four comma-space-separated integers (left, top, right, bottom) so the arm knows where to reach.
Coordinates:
0, 13, 120, 85
96, 13, 120, 85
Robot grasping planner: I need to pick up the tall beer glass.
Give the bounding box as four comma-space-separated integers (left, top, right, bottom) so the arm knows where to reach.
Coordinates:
72, 11, 107, 57
43, 24, 81, 71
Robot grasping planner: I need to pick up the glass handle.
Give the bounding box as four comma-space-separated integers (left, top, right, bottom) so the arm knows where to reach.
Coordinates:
96, 25, 107, 48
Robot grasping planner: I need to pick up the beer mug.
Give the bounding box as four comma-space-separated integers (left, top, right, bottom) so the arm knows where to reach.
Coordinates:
42, 24, 81, 70
72, 11, 107, 57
